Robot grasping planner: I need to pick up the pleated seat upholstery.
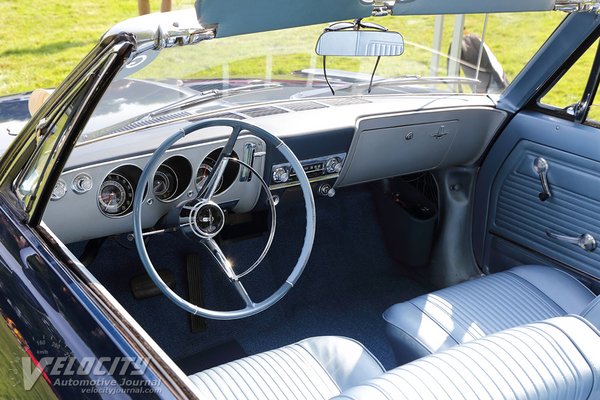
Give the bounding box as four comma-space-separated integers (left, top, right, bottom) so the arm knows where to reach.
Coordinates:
383, 265, 596, 365
187, 336, 385, 400
334, 316, 600, 400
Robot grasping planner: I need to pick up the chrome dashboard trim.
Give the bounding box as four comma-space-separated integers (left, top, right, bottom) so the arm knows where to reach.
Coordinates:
269, 153, 346, 190
270, 173, 341, 190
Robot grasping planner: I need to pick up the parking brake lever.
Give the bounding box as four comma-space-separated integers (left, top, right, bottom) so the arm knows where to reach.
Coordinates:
533, 157, 551, 201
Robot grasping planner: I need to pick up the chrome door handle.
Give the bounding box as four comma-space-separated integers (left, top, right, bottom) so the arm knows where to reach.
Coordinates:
533, 157, 551, 201
545, 229, 597, 252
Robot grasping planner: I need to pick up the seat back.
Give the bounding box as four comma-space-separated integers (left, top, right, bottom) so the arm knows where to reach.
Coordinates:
334, 316, 600, 400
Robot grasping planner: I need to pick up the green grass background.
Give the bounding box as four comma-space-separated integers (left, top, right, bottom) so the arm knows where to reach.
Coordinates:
0, 0, 194, 96
0, 320, 56, 399
0, 2, 576, 101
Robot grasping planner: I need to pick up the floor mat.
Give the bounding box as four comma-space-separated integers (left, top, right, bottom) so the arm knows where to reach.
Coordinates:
84, 185, 432, 370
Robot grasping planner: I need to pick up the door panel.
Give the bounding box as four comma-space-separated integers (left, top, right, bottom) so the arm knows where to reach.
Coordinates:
474, 111, 600, 281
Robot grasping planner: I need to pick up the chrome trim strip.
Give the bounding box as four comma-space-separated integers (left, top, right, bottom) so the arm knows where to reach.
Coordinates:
555, 0, 600, 12
270, 152, 346, 189
270, 173, 340, 190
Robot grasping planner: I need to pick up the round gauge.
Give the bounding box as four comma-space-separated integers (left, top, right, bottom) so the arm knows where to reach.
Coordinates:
51, 180, 67, 201
98, 173, 134, 217
196, 161, 223, 194
72, 173, 93, 194
153, 165, 178, 201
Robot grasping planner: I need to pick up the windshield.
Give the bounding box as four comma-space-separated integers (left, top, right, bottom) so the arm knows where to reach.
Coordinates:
83, 11, 564, 141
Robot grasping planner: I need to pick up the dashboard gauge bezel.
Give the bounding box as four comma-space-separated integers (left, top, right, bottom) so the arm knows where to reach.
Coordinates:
97, 172, 135, 217
153, 164, 179, 202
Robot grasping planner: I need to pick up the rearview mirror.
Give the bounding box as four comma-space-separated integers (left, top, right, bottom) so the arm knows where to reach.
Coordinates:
316, 30, 404, 57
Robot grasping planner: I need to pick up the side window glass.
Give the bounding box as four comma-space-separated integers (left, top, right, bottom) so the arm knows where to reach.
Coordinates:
15, 95, 84, 208
16, 110, 71, 198
539, 39, 599, 113
586, 76, 600, 123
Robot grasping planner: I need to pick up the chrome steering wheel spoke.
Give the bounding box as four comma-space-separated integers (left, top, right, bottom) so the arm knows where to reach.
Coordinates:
199, 156, 230, 200
198, 126, 241, 201
202, 238, 255, 307
203, 237, 237, 281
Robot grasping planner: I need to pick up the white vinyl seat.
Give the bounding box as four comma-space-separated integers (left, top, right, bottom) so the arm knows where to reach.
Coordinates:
186, 266, 600, 400
187, 308, 600, 399
187, 336, 385, 400
383, 265, 597, 365
334, 315, 600, 400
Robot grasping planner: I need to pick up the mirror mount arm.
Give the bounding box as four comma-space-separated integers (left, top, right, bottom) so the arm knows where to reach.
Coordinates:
368, 56, 382, 94
322, 56, 336, 96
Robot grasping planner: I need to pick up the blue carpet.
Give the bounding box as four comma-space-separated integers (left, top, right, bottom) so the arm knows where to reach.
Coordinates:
84, 185, 431, 370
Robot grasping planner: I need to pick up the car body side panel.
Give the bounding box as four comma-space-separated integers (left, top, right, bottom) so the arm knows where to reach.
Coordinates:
474, 111, 600, 281
0, 204, 170, 398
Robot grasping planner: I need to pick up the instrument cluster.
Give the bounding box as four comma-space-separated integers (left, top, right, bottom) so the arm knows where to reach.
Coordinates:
51, 149, 241, 219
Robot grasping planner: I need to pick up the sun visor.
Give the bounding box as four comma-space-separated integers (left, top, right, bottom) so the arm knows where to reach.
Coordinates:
195, 0, 373, 37
392, 0, 556, 15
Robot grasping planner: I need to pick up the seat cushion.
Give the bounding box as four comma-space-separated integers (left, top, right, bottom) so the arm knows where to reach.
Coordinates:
383, 265, 595, 365
187, 336, 385, 400
335, 316, 600, 400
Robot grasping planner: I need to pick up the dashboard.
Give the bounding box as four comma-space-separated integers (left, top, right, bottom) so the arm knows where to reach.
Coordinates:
46, 135, 266, 243
43, 94, 507, 244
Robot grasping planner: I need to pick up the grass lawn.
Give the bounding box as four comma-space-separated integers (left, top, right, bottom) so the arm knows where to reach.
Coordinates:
0, 319, 55, 399
0, 3, 571, 100
0, 0, 194, 96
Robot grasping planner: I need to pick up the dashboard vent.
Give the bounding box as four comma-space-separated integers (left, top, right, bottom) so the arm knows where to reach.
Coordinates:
319, 97, 371, 106
207, 112, 246, 120
281, 101, 328, 112
151, 111, 193, 123
189, 82, 227, 92
110, 111, 192, 134
239, 106, 289, 118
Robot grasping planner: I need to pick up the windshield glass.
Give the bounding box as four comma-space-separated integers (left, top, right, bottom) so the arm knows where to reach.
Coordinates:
82, 11, 564, 141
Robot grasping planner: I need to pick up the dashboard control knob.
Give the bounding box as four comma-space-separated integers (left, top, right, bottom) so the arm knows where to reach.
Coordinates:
318, 183, 336, 197
325, 157, 343, 174
269, 194, 280, 206
272, 166, 290, 183
72, 173, 93, 194
51, 179, 67, 201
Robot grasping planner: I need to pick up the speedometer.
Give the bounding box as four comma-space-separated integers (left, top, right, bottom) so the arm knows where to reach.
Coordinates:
98, 173, 134, 217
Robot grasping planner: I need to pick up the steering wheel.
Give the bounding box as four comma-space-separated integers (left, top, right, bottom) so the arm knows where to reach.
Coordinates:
132, 119, 316, 320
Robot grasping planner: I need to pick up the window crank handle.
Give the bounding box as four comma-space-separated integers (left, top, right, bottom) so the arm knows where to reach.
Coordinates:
533, 157, 551, 201
546, 229, 597, 252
